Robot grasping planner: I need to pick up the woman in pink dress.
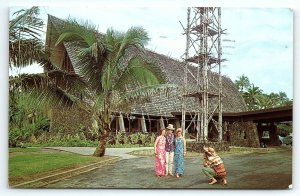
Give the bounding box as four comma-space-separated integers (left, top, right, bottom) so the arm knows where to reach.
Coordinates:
154, 128, 166, 177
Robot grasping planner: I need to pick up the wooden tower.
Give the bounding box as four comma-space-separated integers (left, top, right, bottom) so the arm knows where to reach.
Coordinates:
181, 7, 224, 141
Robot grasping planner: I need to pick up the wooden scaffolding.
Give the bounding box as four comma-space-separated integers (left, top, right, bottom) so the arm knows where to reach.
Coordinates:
181, 7, 225, 141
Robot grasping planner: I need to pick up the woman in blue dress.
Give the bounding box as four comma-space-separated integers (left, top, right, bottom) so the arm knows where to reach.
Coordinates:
174, 128, 187, 178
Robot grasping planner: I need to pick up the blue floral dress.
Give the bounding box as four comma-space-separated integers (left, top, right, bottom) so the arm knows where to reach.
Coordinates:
174, 137, 184, 175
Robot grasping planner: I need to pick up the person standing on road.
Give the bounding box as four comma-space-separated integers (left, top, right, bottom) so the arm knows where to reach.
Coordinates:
202, 146, 227, 185
165, 124, 175, 176
154, 128, 166, 177
174, 128, 186, 178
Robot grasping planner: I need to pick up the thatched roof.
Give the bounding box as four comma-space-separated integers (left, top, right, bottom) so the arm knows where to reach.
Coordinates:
46, 15, 247, 117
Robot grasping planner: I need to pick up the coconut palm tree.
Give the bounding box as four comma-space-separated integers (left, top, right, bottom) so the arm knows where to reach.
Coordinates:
258, 92, 292, 109
243, 84, 263, 110
9, 6, 45, 68
54, 19, 175, 156
277, 91, 292, 106
10, 15, 176, 156
234, 74, 250, 93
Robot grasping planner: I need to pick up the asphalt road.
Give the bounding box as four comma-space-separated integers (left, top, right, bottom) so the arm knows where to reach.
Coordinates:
46, 149, 292, 189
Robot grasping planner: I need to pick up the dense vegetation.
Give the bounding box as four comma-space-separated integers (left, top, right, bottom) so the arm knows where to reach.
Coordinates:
234, 74, 292, 135
234, 74, 292, 110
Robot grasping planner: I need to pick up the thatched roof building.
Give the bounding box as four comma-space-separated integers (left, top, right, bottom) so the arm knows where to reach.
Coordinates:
46, 14, 247, 119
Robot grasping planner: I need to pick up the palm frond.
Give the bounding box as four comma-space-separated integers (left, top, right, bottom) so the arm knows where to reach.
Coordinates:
55, 17, 98, 47
92, 93, 105, 112
9, 6, 44, 40
113, 56, 166, 92
28, 85, 78, 108
9, 7, 45, 68
10, 76, 77, 108
73, 46, 104, 93
9, 38, 44, 67
114, 26, 150, 64
10, 70, 88, 98
37, 48, 58, 71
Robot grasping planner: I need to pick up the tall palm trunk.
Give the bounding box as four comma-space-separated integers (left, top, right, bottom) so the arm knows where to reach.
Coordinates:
93, 127, 108, 157
93, 95, 112, 157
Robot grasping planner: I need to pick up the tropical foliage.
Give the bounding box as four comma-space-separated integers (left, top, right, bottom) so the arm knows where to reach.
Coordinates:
277, 123, 293, 136
234, 74, 250, 93
9, 90, 50, 147
234, 75, 292, 110
9, 7, 50, 147
9, 6, 44, 68
53, 19, 175, 156
9, 7, 175, 157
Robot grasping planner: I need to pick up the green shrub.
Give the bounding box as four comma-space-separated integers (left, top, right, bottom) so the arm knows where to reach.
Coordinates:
277, 123, 292, 136
140, 134, 147, 145
115, 132, 122, 144
123, 134, 128, 144
150, 133, 156, 144
130, 133, 139, 144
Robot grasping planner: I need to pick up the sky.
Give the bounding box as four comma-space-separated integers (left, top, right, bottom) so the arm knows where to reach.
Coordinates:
9, 5, 293, 99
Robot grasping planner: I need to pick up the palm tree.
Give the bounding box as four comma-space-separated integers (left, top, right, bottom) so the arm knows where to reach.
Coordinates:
9, 7, 44, 68
55, 19, 175, 156
10, 15, 175, 157
259, 92, 292, 109
258, 93, 272, 109
277, 91, 292, 106
234, 74, 250, 93
243, 84, 263, 110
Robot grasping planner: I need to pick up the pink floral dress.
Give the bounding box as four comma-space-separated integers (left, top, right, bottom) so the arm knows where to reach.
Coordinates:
155, 135, 166, 176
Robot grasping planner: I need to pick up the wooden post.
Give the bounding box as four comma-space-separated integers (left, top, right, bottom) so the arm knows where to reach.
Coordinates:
196, 113, 201, 142
218, 7, 223, 141
118, 114, 125, 132
159, 117, 165, 129
203, 7, 209, 141
141, 115, 147, 133
138, 117, 140, 132
175, 119, 181, 130
128, 116, 131, 133
182, 7, 191, 138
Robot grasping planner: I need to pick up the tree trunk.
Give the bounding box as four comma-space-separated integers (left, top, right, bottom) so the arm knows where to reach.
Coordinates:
93, 120, 110, 156
93, 94, 112, 157
93, 133, 107, 157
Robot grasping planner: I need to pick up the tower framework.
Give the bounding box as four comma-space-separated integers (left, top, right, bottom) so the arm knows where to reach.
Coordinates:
181, 7, 224, 141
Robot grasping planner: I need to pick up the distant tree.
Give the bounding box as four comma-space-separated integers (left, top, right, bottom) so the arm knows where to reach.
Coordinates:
277, 91, 292, 106
243, 84, 263, 110
235, 74, 292, 110
234, 74, 250, 93
258, 93, 272, 109
258, 92, 292, 109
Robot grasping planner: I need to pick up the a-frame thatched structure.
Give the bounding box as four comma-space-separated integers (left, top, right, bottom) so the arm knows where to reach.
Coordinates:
46, 14, 247, 137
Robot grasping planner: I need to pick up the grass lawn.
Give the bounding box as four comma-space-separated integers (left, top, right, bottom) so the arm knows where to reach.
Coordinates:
9, 147, 104, 186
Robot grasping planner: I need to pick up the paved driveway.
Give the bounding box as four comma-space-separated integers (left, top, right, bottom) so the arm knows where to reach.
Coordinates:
45, 149, 292, 189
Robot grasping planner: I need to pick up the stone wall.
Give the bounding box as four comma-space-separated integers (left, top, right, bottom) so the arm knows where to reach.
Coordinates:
50, 107, 92, 134
229, 121, 260, 147
187, 141, 230, 153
